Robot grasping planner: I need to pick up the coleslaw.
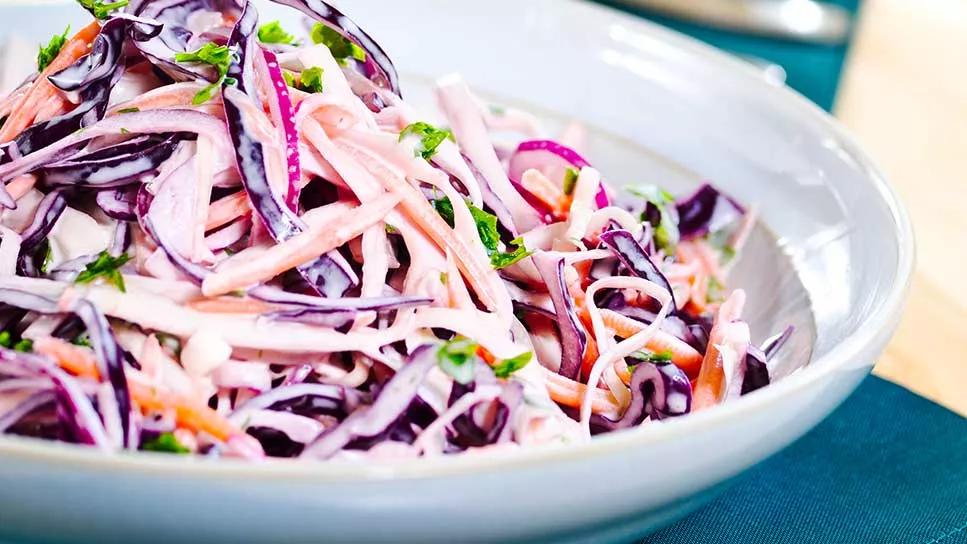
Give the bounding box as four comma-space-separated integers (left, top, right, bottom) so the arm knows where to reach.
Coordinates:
0, 0, 793, 460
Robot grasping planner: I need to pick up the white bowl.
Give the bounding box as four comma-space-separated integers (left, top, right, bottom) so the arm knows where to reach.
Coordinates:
0, 1, 913, 542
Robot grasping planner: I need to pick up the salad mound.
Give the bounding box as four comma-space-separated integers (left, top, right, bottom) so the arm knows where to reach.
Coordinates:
0, 0, 791, 460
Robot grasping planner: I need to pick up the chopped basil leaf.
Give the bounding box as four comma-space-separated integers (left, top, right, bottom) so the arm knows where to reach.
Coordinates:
75, 251, 131, 292
437, 337, 478, 385
257, 20, 296, 45
174, 43, 233, 105
142, 432, 190, 454
77, 0, 128, 20
310, 24, 366, 65
399, 122, 454, 160
562, 167, 579, 196
492, 351, 531, 379
37, 26, 70, 72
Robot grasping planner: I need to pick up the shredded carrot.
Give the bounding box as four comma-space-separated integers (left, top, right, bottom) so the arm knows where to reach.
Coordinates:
5, 174, 37, 201
128, 381, 237, 442
186, 296, 280, 314
33, 337, 100, 380
544, 371, 620, 414
520, 169, 568, 216
36, 336, 240, 442
692, 341, 724, 411
599, 309, 704, 376
205, 191, 252, 231
0, 21, 101, 143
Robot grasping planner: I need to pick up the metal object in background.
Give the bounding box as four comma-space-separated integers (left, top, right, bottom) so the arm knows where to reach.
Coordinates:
608, 0, 853, 44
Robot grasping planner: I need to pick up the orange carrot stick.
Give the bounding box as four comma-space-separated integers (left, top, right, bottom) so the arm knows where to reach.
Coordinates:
599, 309, 704, 376
205, 191, 251, 231
0, 21, 101, 143
36, 336, 241, 442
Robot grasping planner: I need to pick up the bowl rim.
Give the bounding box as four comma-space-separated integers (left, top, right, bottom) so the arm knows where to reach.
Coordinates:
0, 0, 915, 482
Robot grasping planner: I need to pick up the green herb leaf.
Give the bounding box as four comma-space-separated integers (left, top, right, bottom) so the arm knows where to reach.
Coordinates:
310, 24, 366, 65
627, 184, 679, 252
399, 122, 454, 160
258, 20, 296, 45
439, 272, 448, 285
432, 198, 532, 269
0, 332, 34, 352
77, 0, 129, 20
437, 337, 479, 385
492, 351, 531, 379
432, 197, 455, 227
174, 43, 233, 105
13, 339, 33, 353
39, 240, 53, 275
75, 251, 131, 292
562, 167, 579, 196
117, 107, 140, 114
72, 333, 92, 348
490, 237, 532, 270
37, 26, 70, 72
142, 432, 190, 454
706, 276, 725, 303
299, 66, 324, 93
629, 350, 674, 364
119, 127, 130, 134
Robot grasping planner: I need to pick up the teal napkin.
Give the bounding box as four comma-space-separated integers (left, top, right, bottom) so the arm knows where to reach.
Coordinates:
643, 376, 967, 543
594, 0, 860, 110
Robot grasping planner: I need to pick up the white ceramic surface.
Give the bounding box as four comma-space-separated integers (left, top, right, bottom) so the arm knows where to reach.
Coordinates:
0, 1, 913, 543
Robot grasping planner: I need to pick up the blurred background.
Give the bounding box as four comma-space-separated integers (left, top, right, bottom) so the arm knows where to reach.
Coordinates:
597, 0, 966, 417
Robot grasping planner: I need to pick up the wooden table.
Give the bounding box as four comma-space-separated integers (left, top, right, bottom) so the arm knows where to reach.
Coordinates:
836, 0, 967, 415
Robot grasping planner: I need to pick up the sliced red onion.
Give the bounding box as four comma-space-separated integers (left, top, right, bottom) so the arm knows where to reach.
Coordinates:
508, 140, 610, 209
268, 0, 400, 95
531, 252, 587, 380
675, 183, 746, 239
260, 49, 300, 211
302, 344, 437, 459
599, 229, 677, 310
591, 362, 692, 433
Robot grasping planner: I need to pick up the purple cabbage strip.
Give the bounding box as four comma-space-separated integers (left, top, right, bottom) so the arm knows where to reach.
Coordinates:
301, 344, 437, 459
235, 383, 360, 419
447, 366, 522, 449
531, 252, 587, 380
675, 183, 746, 239
17, 190, 67, 277
223, 4, 356, 297
0, 289, 133, 448
131, 0, 244, 81
0, 390, 55, 433
96, 185, 140, 221
42, 134, 181, 188
741, 326, 794, 395
268, 0, 400, 95
590, 362, 692, 433
599, 229, 677, 311
0, 16, 162, 194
